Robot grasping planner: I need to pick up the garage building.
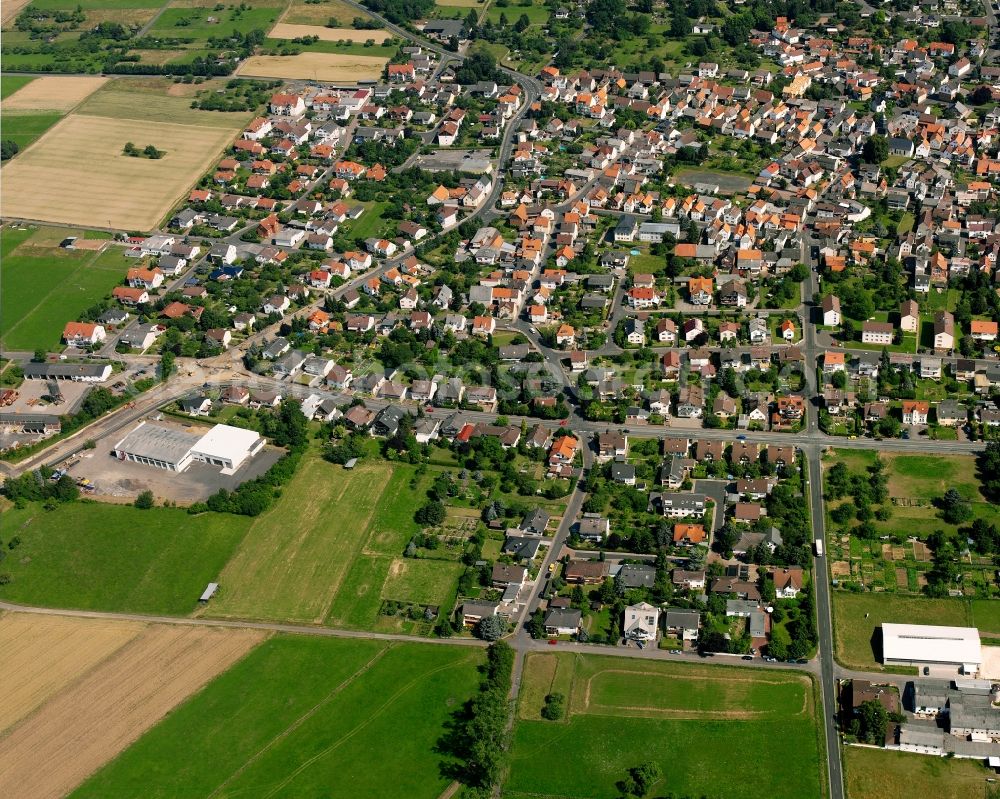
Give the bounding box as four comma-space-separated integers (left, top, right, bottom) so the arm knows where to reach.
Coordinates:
882, 623, 982, 675
113, 421, 264, 474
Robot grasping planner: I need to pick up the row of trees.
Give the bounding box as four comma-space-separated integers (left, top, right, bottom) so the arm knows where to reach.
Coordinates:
440, 641, 514, 796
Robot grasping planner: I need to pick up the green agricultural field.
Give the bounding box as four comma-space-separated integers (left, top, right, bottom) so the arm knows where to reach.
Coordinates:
1, 112, 63, 151
831, 593, 998, 671
1, 76, 35, 99
0, 226, 129, 351
74, 81, 254, 128
484, 0, 549, 25
0, 501, 250, 615
148, 4, 281, 39
72, 636, 482, 799
843, 745, 996, 799
507, 653, 824, 799
209, 452, 461, 630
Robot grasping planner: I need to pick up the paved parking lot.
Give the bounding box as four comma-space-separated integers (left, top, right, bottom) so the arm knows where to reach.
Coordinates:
65, 427, 284, 504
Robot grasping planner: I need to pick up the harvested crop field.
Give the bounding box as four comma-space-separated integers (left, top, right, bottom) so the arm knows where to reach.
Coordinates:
1, 0, 30, 24
0, 115, 238, 230
281, 0, 369, 25
237, 51, 388, 82
0, 612, 145, 734
0, 623, 264, 799
1, 76, 107, 112
269, 22, 392, 41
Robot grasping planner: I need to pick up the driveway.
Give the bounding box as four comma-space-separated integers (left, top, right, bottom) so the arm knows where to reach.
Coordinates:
694, 478, 729, 531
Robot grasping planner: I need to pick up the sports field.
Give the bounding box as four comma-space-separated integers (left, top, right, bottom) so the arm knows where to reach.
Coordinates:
0, 500, 251, 615
832, 593, 999, 671
0, 620, 264, 799
507, 653, 824, 799
209, 453, 460, 629
843, 745, 996, 799
1, 79, 249, 231
236, 51, 389, 81
0, 226, 129, 350
71, 636, 482, 799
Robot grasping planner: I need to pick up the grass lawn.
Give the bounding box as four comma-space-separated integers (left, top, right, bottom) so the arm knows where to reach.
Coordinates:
2, 112, 64, 152
1, 76, 35, 99
626, 247, 666, 276
345, 201, 391, 240
922, 288, 961, 313
843, 745, 996, 799
148, 5, 281, 39
0, 501, 250, 615
896, 211, 915, 235
209, 451, 462, 630
831, 593, 988, 671
0, 226, 131, 351
72, 636, 482, 799
507, 653, 824, 799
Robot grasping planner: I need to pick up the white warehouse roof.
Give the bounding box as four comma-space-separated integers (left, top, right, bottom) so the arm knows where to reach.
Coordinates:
882, 623, 982, 666
191, 424, 263, 463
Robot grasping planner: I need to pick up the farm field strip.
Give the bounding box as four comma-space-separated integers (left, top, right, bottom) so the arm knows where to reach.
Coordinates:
268, 22, 392, 41
236, 51, 388, 81
72, 637, 482, 799
209, 455, 393, 623
0, 624, 265, 799
1, 76, 108, 112
0, 612, 145, 734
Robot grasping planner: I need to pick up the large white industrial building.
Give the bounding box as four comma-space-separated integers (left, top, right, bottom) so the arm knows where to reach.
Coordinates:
882, 623, 982, 675
113, 421, 265, 475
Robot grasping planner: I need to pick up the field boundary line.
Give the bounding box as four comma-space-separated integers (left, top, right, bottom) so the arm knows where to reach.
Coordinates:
260, 651, 479, 798
206, 642, 393, 799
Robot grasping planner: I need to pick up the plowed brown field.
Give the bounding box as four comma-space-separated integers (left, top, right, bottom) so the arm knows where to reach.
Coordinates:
0, 623, 264, 799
